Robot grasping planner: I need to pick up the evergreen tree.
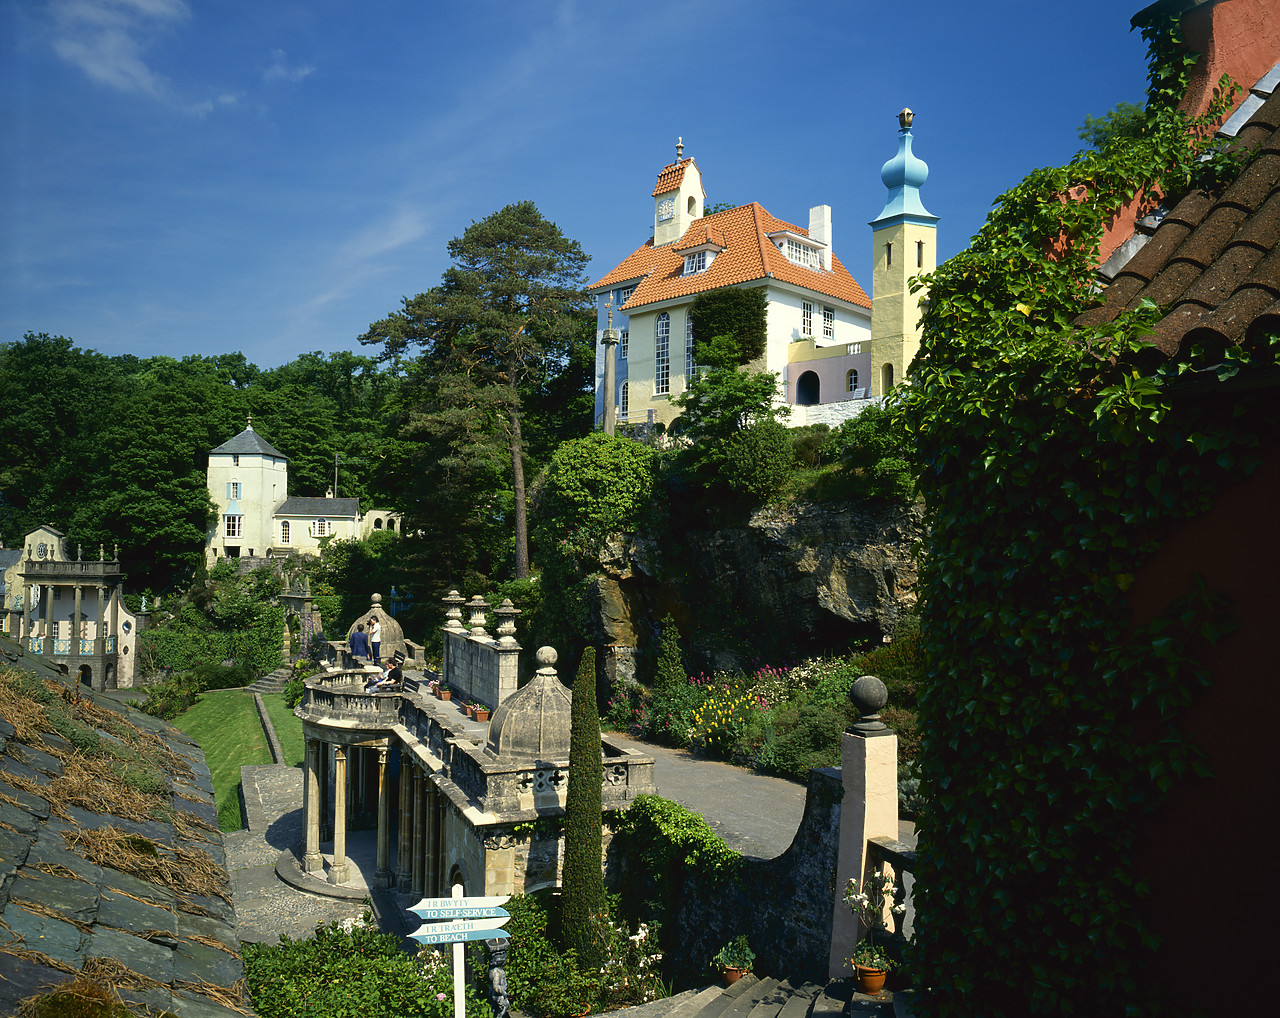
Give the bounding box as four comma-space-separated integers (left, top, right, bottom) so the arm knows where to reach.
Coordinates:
561, 650, 604, 961
653, 615, 685, 692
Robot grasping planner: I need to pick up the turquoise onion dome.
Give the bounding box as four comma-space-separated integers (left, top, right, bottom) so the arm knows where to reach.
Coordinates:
870, 108, 938, 228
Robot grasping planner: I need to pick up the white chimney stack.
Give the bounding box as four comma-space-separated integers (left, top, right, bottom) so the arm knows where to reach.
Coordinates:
809, 204, 832, 269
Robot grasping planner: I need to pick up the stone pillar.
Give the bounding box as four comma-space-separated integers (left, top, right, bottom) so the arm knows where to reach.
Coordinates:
73, 584, 83, 659
319, 745, 332, 842
425, 784, 441, 898
397, 748, 414, 891
329, 745, 352, 885
22, 583, 32, 643
829, 675, 899, 979
374, 747, 392, 888
411, 766, 426, 898
95, 585, 106, 657
602, 316, 619, 436
303, 738, 324, 873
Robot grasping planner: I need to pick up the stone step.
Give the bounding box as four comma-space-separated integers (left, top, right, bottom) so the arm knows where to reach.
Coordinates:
774, 982, 823, 1018
691, 974, 765, 1018
664, 986, 726, 1018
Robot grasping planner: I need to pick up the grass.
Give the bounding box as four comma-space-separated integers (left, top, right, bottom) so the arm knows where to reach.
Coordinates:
260, 692, 305, 768
172, 690, 272, 832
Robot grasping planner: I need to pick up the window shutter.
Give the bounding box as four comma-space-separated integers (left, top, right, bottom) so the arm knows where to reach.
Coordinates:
226, 482, 231, 499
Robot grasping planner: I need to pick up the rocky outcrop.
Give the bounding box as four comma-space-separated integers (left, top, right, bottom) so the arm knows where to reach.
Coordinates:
586, 501, 924, 676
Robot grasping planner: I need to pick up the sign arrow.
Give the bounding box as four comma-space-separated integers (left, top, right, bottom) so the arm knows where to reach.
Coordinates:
410, 905, 510, 921
411, 915, 509, 940
410, 894, 510, 913
412, 926, 509, 945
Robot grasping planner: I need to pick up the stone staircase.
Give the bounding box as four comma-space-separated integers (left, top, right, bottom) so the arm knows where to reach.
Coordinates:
602, 975, 912, 1018
247, 665, 293, 696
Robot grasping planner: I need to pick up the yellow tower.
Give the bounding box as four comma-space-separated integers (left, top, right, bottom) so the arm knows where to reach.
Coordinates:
869, 109, 938, 396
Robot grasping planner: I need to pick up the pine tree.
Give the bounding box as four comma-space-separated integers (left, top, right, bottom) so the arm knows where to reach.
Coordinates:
561, 649, 604, 961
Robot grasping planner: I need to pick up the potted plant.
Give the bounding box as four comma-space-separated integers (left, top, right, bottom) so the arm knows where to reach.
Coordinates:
474, 705, 491, 722
713, 934, 754, 984
437, 682, 451, 701
843, 871, 905, 994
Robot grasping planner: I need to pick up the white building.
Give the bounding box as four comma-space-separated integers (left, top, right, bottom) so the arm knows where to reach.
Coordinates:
205, 420, 397, 565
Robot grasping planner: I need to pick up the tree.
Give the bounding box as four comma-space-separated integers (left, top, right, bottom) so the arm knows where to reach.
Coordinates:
360, 202, 591, 578
561, 649, 605, 963
688, 287, 767, 365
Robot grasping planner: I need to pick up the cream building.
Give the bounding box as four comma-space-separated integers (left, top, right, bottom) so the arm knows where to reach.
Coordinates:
590, 118, 938, 427
205, 420, 398, 565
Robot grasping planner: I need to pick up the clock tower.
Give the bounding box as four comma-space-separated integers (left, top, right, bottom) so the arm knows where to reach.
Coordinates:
653, 138, 705, 246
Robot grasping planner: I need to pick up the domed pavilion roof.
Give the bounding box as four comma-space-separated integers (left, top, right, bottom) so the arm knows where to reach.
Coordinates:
346, 593, 405, 661
485, 647, 572, 762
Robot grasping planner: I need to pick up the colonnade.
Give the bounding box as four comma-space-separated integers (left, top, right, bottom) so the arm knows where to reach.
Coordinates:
301, 733, 446, 895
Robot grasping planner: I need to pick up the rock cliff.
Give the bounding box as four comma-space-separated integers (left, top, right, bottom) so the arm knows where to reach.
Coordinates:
584, 500, 925, 676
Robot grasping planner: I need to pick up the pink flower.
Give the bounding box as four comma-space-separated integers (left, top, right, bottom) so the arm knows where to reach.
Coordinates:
437, 992, 447, 1001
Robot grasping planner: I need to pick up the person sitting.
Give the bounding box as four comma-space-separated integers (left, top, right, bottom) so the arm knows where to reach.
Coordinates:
364, 659, 403, 693
349, 623, 371, 660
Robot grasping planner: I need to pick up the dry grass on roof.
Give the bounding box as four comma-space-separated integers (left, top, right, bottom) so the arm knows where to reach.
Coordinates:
4, 755, 171, 826
62, 826, 230, 908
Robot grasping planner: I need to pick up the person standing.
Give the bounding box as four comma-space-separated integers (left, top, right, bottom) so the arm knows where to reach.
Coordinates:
350, 623, 371, 660
369, 617, 382, 664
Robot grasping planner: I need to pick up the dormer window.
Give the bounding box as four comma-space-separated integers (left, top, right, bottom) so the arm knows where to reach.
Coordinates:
617, 286, 633, 305
768, 229, 826, 270
683, 251, 708, 275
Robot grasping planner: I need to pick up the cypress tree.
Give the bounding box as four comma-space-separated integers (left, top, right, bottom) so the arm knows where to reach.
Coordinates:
561, 649, 604, 961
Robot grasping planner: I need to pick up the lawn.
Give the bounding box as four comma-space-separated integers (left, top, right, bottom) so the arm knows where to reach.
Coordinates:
173, 689, 273, 831
260, 692, 305, 768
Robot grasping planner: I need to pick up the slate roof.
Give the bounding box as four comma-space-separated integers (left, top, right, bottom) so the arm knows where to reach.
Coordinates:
0, 641, 247, 1016
1074, 63, 1280, 356
209, 426, 288, 460
589, 202, 872, 311
275, 497, 360, 518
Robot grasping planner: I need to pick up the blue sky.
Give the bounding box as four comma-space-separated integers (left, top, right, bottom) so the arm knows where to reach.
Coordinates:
2, 0, 1152, 368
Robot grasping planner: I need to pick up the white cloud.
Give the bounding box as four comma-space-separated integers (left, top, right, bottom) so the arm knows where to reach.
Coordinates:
263, 48, 315, 84
45, 0, 228, 113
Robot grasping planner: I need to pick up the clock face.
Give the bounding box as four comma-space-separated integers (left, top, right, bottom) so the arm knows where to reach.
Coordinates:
658, 197, 675, 222
36, 542, 47, 559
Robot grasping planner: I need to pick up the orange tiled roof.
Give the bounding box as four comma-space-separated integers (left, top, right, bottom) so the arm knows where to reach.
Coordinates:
1073, 87, 1280, 355
588, 203, 871, 310
652, 158, 694, 197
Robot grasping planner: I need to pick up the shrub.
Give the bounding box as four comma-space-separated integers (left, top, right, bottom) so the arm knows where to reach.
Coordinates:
283, 677, 305, 710
718, 419, 795, 502
244, 917, 484, 1018
788, 423, 831, 467
139, 671, 207, 720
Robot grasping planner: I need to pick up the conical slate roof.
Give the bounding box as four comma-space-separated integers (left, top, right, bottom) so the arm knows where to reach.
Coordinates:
485, 647, 571, 762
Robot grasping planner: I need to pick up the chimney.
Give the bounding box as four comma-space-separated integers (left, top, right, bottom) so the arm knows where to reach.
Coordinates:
809, 205, 832, 269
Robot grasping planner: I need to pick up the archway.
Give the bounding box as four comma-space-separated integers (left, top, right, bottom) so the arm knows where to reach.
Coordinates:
76, 663, 92, 688
796, 370, 820, 406
882, 363, 895, 392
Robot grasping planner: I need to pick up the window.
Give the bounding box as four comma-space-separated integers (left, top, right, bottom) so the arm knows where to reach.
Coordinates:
886, 242, 892, 267
882, 363, 894, 391
685, 314, 695, 380
619, 381, 629, 420
846, 369, 859, 392
232, 454, 240, 466
655, 313, 670, 395
683, 251, 707, 275
229, 481, 240, 499
782, 238, 821, 268
823, 306, 835, 339
802, 301, 813, 335
617, 286, 633, 305
619, 329, 628, 359
224, 514, 243, 538
280, 520, 291, 545
312, 518, 330, 538
917, 240, 925, 268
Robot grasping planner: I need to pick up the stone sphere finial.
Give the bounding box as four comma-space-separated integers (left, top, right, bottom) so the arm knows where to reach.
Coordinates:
370, 593, 383, 606
898, 107, 914, 130
537, 646, 558, 667
849, 675, 890, 734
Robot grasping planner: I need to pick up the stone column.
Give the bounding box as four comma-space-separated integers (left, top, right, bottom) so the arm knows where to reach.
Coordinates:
425, 783, 442, 898
397, 748, 413, 891
319, 745, 331, 842
374, 747, 392, 888
602, 312, 619, 435
411, 766, 426, 898
303, 738, 324, 873
22, 582, 32, 643
829, 675, 899, 979
329, 745, 352, 885
95, 585, 106, 656
73, 584, 83, 659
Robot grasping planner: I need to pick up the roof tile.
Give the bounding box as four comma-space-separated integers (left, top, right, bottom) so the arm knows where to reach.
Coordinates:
652, 159, 693, 197
589, 202, 870, 310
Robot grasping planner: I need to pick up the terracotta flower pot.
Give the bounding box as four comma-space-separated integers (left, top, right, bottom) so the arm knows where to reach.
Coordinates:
438, 689, 451, 701
474, 709, 491, 722
722, 966, 747, 985
855, 965, 887, 994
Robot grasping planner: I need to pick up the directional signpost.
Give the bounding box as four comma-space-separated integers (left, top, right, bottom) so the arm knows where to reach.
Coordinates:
409, 885, 510, 1017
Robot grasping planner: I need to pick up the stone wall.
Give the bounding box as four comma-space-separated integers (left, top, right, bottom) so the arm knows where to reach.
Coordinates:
610, 767, 843, 987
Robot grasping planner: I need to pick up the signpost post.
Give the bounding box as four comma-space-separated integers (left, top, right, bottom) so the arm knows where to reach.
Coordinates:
409, 884, 510, 1017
